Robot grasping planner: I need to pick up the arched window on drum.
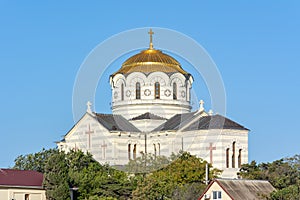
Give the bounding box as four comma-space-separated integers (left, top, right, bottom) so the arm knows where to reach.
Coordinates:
121, 83, 124, 101
136, 82, 141, 99
154, 82, 160, 99
173, 82, 177, 100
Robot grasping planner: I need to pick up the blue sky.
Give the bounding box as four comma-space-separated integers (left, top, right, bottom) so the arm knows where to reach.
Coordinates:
0, 1, 299, 168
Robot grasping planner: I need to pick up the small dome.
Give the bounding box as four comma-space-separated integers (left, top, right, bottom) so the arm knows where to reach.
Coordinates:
113, 48, 188, 75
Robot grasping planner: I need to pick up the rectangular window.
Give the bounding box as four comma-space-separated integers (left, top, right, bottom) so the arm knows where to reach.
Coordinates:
212, 191, 222, 200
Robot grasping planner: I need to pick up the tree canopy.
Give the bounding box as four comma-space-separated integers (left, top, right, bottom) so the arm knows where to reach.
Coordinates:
131, 151, 221, 200
239, 155, 300, 200
13, 149, 221, 200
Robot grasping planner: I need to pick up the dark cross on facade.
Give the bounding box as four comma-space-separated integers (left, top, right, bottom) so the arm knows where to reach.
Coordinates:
73, 143, 78, 151
148, 28, 154, 49
206, 143, 216, 164
101, 141, 108, 159
85, 124, 94, 149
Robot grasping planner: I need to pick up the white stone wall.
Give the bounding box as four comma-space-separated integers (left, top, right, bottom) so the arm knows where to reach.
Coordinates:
58, 113, 249, 178
110, 71, 193, 119
129, 119, 167, 132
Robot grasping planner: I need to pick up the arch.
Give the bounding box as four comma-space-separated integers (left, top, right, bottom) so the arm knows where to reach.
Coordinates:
232, 141, 236, 168
136, 82, 141, 99
173, 82, 177, 100
148, 72, 168, 86
127, 72, 146, 86
111, 74, 125, 88
170, 73, 185, 86
154, 82, 160, 99
115, 78, 126, 87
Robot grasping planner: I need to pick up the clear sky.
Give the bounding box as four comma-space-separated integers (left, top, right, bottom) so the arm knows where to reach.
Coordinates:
0, 1, 299, 168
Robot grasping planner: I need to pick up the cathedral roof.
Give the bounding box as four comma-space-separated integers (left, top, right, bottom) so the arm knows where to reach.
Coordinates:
112, 29, 189, 76
154, 113, 248, 132
95, 113, 140, 132
113, 49, 188, 75
130, 112, 167, 120
153, 111, 199, 131
183, 114, 249, 131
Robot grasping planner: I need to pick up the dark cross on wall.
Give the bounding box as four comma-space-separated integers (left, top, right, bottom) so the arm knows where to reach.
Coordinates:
206, 143, 216, 164
85, 124, 94, 149
73, 143, 78, 151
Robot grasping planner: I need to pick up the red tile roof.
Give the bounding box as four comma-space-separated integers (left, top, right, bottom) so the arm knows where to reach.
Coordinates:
0, 169, 43, 188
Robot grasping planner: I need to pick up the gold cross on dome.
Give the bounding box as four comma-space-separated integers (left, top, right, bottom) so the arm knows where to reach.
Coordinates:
148, 28, 154, 49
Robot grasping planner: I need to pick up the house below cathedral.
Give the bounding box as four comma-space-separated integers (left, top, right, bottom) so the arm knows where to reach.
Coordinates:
57, 29, 249, 178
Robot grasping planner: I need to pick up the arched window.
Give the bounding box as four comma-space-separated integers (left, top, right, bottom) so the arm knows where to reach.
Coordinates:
136, 82, 141, 99
121, 83, 124, 101
232, 142, 236, 168
158, 143, 161, 156
154, 82, 160, 99
173, 82, 177, 100
128, 144, 131, 160
133, 144, 137, 159
238, 149, 242, 168
154, 144, 157, 157
226, 148, 230, 168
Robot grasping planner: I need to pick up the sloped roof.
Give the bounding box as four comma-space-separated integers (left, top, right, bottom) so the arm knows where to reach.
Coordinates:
154, 112, 248, 132
130, 112, 167, 120
219, 179, 275, 199
153, 111, 198, 131
0, 169, 43, 188
95, 113, 140, 132
183, 114, 249, 131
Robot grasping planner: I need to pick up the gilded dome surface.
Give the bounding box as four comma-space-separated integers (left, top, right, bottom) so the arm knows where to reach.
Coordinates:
114, 48, 188, 75
112, 29, 188, 76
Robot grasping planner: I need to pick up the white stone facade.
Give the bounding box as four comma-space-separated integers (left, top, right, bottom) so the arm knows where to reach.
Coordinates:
110, 71, 193, 120
57, 43, 249, 178
57, 110, 249, 178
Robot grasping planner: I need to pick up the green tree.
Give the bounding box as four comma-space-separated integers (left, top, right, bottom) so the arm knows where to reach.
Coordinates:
13, 148, 58, 173
126, 152, 170, 174
132, 151, 221, 200
43, 151, 70, 200
239, 155, 300, 200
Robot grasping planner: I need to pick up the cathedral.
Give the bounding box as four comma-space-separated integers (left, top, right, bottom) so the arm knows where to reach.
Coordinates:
57, 30, 249, 178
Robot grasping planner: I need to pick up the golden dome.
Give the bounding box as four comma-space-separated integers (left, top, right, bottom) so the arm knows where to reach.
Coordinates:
114, 48, 187, 75
112, 29, 188, 76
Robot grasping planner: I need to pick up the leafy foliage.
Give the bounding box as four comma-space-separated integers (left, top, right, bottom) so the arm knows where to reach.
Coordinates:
43, 151, 70, 200
132, 151, 221, 200
126, 152, 170, 174
13, 148, 58, 173
14, 148, 135, 200
239, 155, 300, 199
